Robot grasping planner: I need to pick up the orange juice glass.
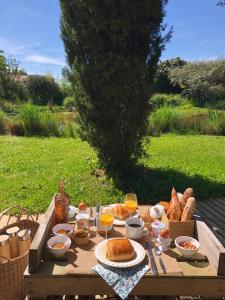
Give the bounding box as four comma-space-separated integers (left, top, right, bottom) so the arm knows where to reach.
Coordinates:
99, 206, 114, 239
124, 193, 137, 216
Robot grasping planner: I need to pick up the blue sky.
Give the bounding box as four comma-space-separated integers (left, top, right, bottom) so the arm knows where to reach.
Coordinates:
0, 0, 224, 79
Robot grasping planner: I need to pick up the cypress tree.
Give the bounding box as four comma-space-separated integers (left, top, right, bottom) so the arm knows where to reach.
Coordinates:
60, 0, 170, 171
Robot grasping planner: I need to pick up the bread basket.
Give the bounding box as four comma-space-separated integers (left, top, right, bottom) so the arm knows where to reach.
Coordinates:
0, 207, 39, 300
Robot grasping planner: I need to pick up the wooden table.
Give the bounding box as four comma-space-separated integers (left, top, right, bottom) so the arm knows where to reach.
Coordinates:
23, 200, 225, 298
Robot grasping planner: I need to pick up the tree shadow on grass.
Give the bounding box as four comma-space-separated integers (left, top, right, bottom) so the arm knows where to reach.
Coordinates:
111, 164, 225, 203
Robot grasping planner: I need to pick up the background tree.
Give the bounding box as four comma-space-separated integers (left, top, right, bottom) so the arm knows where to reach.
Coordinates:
60, 0, 170, 171
153, 57, 186, 94
26, 75, 63, 105
170, 59, 225, 108
0, 51, 28, 101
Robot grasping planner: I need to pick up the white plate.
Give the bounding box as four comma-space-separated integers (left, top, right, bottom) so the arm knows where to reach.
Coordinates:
110, 204, 139, 226
94, 238, 146, 268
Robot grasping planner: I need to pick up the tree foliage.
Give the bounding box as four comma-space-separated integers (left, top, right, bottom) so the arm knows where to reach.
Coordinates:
26, 75, 63, 105
153, 57, 186, 94
170, 59, 225, 107
60, 0, 170, 170
0, 50, 27, 101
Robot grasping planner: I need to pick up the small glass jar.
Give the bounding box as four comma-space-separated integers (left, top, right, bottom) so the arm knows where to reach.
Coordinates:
76, 213, 90, 231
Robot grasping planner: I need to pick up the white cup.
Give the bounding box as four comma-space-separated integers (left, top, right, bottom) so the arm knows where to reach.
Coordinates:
125, 217, 148, 240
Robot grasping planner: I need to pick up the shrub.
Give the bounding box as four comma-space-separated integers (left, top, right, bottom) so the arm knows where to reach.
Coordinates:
60, 0, 170, 170
7, 118, 25, 136
149, 105, 225, 136
19, 103, 60, 137
150, 93, 192, 110
149, 105, 181, 135
19, 103, 42, 136
39, 111, 60, 137
63, 96, 76, 111
62, 121, 79, 138
0, 110, 6, 134
26, 75, 63, 106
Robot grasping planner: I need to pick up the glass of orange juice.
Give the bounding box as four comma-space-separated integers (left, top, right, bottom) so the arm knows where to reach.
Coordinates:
99, 205, 114, 239
124, 193, 138, 216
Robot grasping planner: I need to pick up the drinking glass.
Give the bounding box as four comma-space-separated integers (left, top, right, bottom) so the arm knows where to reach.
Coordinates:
124, 193, 138, 217
99, 205, 114, 239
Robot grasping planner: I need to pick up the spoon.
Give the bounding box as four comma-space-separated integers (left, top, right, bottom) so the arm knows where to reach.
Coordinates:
154, 246, 166, 274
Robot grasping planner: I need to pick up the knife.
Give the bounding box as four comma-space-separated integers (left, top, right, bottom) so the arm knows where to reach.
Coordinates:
145, 242, 158, 276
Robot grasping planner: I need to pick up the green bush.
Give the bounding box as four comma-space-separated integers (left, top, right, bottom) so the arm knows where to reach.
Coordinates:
19, 103, 60, 137
6, 118, 25, 136
19, 104, 42, 136
149, 105, 225, 136
0, 110, 6, 134
63, 96, 76, 111
26, 75, 63, 106
149, 105, 181, 135
62, 121, 79, 138
39, 111, 60, 137
150, 93, 192, 110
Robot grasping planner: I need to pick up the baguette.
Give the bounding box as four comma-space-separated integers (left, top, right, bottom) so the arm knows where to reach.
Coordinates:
181, 197, 196, 221
167, 187, 182, 221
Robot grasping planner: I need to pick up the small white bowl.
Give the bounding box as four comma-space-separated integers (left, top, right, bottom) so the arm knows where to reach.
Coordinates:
47, 235, 71, 258
52, 223, 74, 237
175, 236, 200, 258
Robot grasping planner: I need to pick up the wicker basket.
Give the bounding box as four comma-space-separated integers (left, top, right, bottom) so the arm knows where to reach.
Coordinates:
0, 207, 39, 300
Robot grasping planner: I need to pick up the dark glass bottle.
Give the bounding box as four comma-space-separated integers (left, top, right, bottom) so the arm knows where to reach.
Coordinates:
54, 181, 70, 224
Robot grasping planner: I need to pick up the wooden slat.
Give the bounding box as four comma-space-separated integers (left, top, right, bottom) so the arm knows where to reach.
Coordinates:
198, 202, 225, 224
202, 199, 225, 218
195, 221, 225, 276
195, 213, 225, 247
197, 202, 225, 237
23, 276, 225, 297
29, 197, 55, 273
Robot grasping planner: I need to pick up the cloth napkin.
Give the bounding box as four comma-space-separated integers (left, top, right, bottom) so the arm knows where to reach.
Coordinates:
92, 263, 150, 300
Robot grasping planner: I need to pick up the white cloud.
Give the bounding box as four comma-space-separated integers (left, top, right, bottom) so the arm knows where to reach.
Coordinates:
25, 54, 65, 66
0, 37, 40, 56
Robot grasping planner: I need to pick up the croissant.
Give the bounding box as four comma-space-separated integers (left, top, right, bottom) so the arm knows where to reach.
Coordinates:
167, 187, 182, 221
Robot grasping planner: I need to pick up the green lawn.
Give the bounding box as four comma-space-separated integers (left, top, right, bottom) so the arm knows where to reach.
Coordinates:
0, 135, 225, 213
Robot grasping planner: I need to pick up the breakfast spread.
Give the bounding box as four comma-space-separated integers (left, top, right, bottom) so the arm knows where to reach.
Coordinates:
46, 187, 201, 268
105, 238, 135, 261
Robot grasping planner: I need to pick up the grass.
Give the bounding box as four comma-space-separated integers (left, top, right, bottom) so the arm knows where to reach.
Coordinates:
0, 135, 225, 213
